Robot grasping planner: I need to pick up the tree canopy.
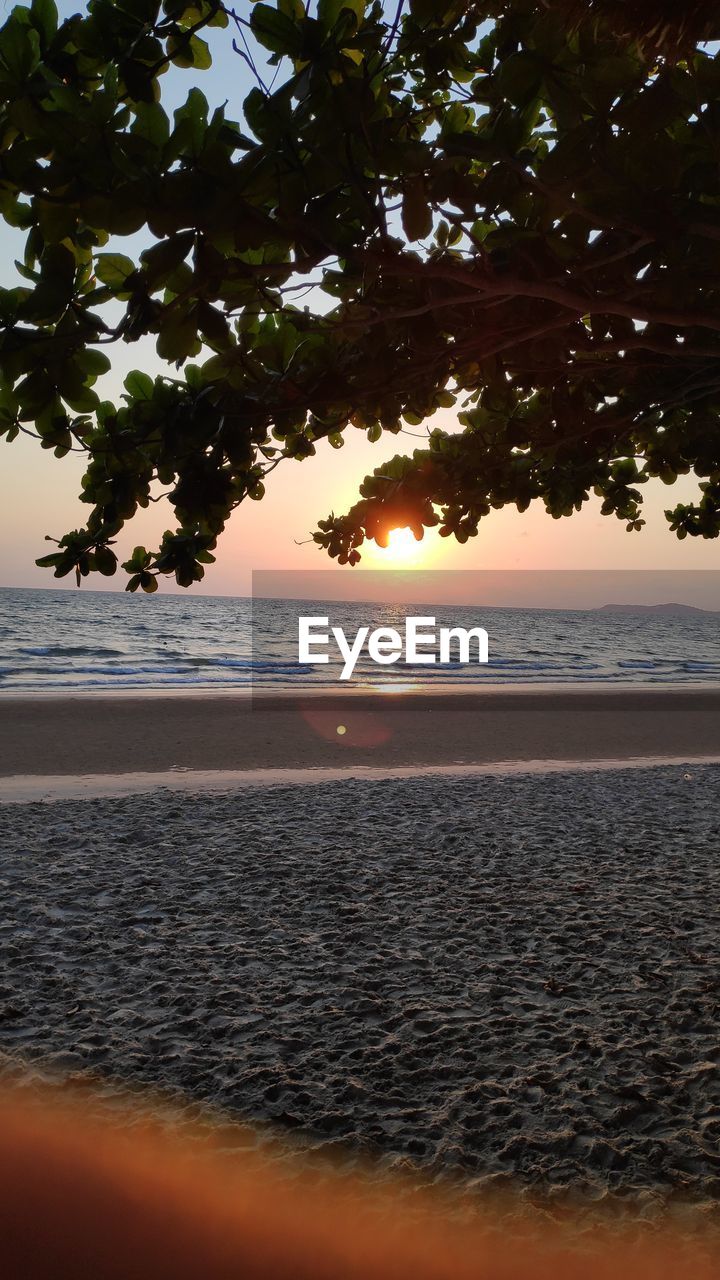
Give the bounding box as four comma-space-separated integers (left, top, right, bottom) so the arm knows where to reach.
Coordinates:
1, 0, 720, 587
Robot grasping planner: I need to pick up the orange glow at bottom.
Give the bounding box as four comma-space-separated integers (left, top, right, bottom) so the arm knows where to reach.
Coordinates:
0, 1090, 717, 1280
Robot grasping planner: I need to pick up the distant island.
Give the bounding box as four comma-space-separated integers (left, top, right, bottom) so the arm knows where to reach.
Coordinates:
597, 602, 717, 616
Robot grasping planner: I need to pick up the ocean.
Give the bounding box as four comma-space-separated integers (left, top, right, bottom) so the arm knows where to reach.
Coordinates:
0, 586, 719, 693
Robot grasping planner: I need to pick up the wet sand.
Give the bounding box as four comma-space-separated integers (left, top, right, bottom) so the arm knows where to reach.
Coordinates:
1, 764, 720, 1224
1, 687, 720, 775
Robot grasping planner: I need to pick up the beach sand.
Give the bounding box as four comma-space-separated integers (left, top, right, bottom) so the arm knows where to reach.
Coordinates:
1, 686, 720, 775
1, 763, 720, 1230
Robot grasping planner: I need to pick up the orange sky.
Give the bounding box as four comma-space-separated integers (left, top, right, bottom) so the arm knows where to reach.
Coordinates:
2, 411, 719, 596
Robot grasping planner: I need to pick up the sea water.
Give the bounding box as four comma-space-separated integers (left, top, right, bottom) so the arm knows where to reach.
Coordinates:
1, 586, 719, 694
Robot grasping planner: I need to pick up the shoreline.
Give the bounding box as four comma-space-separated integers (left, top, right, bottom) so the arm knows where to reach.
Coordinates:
1, 686, 720, 777
1, 754, 718, 804
3, 677, 720, 700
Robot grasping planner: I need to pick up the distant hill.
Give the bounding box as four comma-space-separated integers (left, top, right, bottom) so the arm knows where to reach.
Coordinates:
597, 602, 716, 616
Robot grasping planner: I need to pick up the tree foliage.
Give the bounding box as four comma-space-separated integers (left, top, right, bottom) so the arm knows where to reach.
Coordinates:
1, 0, 720, 585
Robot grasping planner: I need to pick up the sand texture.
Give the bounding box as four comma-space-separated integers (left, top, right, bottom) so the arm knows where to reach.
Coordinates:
1, 765, 720, 1221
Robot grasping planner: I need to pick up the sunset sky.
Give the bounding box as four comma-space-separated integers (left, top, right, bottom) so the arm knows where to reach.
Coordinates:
1, 2, 718, 596
3, 412, 720, 596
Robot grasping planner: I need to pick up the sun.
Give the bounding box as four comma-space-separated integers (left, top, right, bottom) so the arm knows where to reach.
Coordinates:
361, 524, 441, 568
376, 526, 424, 565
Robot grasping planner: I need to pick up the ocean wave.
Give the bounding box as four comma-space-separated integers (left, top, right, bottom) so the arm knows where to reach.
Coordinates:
3, 586, 720, 693
19, 645, 125, 658
1, 656, 715, 682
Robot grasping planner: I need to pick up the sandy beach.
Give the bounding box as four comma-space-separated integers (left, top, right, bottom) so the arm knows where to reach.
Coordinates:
2, 684, 719, 1233
1, 762, 719, 1229
1, 686, 720, 776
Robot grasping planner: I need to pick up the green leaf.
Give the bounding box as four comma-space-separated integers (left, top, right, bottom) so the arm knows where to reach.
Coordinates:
171, 87, 208, 153
93, 546, 118, 576
77, 349, 112, 379
132, 102, 170, 148
0, 18, 41, 80
156, 313, 200, 362
141, 230, 195, 283
61, 385, 100, 414
317, 0, 365, 29
94, 253, 136, 291
402, 178, 432, 241
36, 200, 76, 243
250, 3, 303, 55
123, 546, 151, 572
496, 52, 542, 105
188, 34, 211, 69
167, 32, 196, 68
30, 0, 57, 44
198, 301, 232, 348
124, 370, 155, 400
